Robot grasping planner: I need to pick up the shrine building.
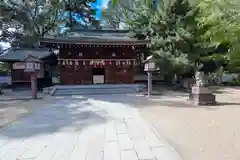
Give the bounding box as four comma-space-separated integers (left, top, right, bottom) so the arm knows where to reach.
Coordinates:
0, 48, 57, 88
40, 29, 148, 85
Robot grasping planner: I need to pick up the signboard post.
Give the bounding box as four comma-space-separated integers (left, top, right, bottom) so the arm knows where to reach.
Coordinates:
24, 56, 42, 99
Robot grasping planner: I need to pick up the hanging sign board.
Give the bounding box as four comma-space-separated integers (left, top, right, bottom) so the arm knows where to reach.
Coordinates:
24, 55, 42, 73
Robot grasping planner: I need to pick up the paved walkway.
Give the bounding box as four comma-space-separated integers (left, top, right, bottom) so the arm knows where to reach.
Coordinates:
0, 97, 56, 129
0, 95, 181, 160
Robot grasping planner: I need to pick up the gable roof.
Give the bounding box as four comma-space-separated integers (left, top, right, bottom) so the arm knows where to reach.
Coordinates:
24, 55, 43, 63
0, 48, 52, 62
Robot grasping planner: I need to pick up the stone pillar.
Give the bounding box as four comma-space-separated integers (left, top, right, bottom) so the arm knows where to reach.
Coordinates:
31, 73, 38, 99
147, 72, 152, 97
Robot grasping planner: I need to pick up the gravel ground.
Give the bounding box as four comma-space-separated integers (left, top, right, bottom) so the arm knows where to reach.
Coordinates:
139, 87, 240, 160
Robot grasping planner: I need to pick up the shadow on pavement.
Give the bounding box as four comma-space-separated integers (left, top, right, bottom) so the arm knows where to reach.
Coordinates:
1, 86, 238, 139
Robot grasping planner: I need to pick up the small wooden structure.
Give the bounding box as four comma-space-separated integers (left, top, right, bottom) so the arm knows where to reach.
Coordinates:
0, 48, 57, 88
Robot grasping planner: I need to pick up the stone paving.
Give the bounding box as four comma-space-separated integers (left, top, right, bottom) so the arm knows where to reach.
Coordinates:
0, 95, 181, 160
0, 90, 44, 101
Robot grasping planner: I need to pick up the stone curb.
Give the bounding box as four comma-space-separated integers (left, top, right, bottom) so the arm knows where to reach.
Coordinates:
148, 122, 184, 160
0, 97, 43, 102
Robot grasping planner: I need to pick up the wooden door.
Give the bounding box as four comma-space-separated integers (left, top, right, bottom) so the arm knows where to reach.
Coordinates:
74, 66, 92, 84
82, 67, 92, 84
105, 66, 115, 84
115, 67, 133, 84
60, 65, 75, 85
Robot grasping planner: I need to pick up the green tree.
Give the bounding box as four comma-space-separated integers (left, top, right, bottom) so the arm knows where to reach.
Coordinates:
60, 0, 98, 29
227, 46, 240, 73
102, 0, 134, 30
196, 0, 240, 47
0, 0, 97, 47
196, 0, 240, 74
102, 1, 123, 30
0, 0, 62, 47
125, 0, 203, 78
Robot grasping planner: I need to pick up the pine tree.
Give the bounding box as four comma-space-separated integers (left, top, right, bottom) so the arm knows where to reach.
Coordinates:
102, 0, 134, 30
62, 0, 98, 29
196, 0, 240, 74
126, 0, 203, 77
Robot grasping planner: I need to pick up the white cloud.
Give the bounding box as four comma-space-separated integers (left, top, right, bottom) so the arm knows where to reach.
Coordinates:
0, 42, 10, 49
102, 0, 110, 9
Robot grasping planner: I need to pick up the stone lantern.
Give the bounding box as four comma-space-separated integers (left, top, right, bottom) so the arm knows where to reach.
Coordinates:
144, 56, 156, 96
24, 55, 42, 99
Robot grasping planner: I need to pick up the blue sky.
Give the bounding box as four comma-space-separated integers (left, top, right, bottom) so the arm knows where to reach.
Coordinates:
95, 0, 110, 20
59, 0, 110, 32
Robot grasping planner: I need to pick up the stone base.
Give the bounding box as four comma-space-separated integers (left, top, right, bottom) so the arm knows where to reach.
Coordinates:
189, 86, 217, 106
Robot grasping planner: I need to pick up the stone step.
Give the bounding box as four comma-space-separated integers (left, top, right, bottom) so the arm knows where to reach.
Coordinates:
44, 84, 146, 96
54, 90, 137, 96
54, 88, 137, 95
54, 87, 137, 91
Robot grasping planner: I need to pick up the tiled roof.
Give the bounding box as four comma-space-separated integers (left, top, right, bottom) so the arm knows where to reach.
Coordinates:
0, 48, 52, 62
40, 29, 148, 45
